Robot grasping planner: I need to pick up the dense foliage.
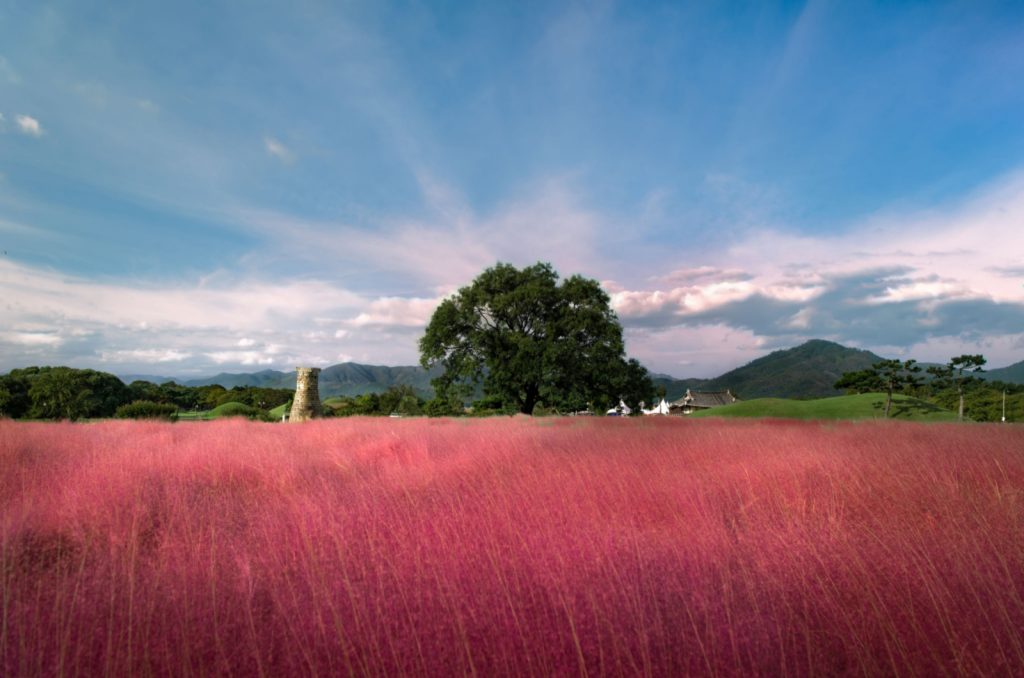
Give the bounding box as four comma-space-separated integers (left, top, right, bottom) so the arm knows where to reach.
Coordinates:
323, 385, 429, 417
0, 366, 129, 420
0, 366, 294, 420
420, 262, 654, 414
3, 418, 1024, 675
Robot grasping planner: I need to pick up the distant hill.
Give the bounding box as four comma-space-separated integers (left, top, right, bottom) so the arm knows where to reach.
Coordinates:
983, 360, 1024, 384
174, 363, 441, 398
657, 340, 884, 400
114, 339, 1020, 403
651, 375, 708, 402
185, 369, 291, 389
118, 374, 179, 385
317, 363, 442, 398
706, 339, 884, 399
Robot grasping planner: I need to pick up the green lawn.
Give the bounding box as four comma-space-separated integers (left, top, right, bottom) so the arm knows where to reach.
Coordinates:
174, 409, 213, 421
689, 393, 959, 422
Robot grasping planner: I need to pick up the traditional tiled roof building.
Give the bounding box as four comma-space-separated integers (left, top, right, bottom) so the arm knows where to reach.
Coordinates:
670, 389, 738, 414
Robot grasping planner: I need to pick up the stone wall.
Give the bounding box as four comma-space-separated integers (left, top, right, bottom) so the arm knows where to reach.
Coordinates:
289, 367, 323, 423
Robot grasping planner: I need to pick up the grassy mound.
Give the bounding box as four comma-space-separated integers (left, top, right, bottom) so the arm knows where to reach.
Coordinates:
268, 402, 290, 419
690, 392, 958, 421
209, 401, 262, 419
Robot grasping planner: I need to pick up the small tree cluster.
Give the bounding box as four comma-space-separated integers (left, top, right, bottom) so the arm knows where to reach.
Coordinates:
927, 355, 986, 421
837, 354, 990, 420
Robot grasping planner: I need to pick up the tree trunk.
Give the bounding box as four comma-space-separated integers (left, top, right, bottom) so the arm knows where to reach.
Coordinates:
884, 389, 893, 418
958, 386, 965, 422
521, 385, 540, 415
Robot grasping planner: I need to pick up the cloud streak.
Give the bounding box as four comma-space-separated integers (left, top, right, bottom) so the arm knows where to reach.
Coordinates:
264, 136, 294, 163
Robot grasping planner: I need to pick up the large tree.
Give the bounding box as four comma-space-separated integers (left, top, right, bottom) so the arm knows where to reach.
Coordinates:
420, 262, 653, 415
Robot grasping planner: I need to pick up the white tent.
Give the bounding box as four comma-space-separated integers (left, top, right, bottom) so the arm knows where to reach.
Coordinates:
642, 398, 670, 416
606, 399, 632, 416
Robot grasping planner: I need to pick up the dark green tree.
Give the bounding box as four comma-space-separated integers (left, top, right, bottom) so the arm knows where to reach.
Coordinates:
24, 367, 129, 420
420, 262, 653, 415
835, 359, 922, 417
874, 359, 922, 418
0, 381, 12, 418
379, 384, 423, 416
834, 369, 884, 395
927, 354, 986, 421
30, 374, 91, 420
0, 369, 33, 418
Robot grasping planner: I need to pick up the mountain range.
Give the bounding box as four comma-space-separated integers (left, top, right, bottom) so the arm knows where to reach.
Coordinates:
121, 364, 442, 399
119, 339, 1024, 401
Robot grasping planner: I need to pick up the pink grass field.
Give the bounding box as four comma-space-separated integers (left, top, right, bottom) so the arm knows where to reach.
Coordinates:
2, 417, 1023, 677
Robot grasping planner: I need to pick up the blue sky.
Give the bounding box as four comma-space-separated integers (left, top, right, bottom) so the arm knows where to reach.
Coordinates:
2, 0, 1023, 378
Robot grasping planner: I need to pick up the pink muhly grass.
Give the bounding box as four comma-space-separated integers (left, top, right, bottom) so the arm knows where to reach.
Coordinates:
1, 416, 1023, 676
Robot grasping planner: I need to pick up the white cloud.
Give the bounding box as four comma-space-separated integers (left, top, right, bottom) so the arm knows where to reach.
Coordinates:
100, 348, 192, 363
348, 296, 442, 328
614, 174, 1024, 323
264, 136, 294, 163
15, 115, 43, 137
0, 258, 433, 373
0, 331, 62, 346
623, 324, 770, 378
205, 350, 277, 366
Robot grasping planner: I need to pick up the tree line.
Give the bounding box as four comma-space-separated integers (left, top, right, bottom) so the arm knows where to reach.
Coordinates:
835, 354, 1022, 422
0, 366, 294, 421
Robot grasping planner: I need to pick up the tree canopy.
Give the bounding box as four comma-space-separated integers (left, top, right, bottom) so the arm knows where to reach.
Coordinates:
419, 262, 653, 415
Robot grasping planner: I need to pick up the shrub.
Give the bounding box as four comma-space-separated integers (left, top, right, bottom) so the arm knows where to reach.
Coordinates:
531, 402, 558, 417
114, 400, 178, 420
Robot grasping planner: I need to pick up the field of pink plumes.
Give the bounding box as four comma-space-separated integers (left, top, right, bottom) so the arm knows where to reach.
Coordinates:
2, 417, 1023, 676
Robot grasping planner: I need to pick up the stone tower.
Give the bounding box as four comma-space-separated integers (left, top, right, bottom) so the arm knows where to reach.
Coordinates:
289, 367, 323, 423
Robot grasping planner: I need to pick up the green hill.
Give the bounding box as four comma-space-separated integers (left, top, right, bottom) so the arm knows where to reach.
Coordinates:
689, 393, 958, 421
209, 401, 263, 418
657, 339, 884, 400
186, 369, 289, 389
